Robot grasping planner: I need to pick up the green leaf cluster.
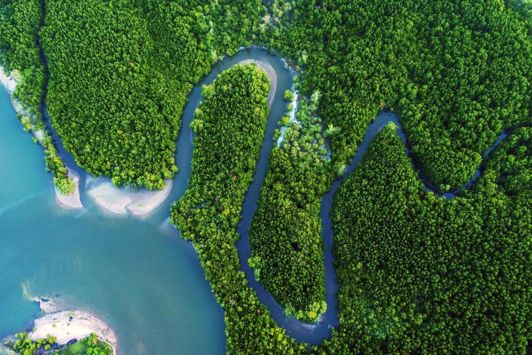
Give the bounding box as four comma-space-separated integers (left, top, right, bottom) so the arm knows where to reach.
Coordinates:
4, 332, 56, 355
0, 0, 43, 117
56, 334, 113, 355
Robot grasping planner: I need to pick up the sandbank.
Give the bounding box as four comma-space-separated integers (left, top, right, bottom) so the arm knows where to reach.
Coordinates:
0, 67, 29, 118
30, 311, 117, 354
34, 129, 44, 144
13, 290, 117, 354
55, 169, 83, 210
0, 66, 17, 94
86, 177, 172, 217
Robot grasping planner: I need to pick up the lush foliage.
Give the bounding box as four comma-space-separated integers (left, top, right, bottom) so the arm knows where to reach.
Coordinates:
4, 332, 55, 355
1, 0, 530, 353
39, 0, 265, 189
249, 90, 330, 321
269, 0, 530, 192
171, 65, 304, 352
4, 332, 112, 355
174, 64, 270, 237
0, 0, 42, 116
56, 334, 113, 355
486, 127, 531, 196
321, 125, 530, 353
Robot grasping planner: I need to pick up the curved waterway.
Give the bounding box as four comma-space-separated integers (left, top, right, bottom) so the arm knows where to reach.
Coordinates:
237, 108, 510, 344
2, 46, 513, 352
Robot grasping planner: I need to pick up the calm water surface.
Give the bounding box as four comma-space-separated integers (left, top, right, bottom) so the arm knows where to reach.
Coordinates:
0, 86, 225, 354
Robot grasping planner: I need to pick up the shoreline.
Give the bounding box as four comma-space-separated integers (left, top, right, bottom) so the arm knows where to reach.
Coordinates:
0, 66, 36, 123
5, 292, 118, 355
30, 310, 117, 355
0, 66, 32, 120
86, 177, 173, 217
0, 66, 17, 94
1, 65, 82, 211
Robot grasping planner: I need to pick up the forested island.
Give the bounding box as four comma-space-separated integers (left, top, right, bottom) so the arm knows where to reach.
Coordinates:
0, 0, 530, 354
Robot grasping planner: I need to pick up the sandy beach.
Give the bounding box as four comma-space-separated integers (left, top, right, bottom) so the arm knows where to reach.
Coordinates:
86, 177, 173, 217
0, 66, 17, 94
14, 289, 117, 354
0, 67, 31, 119
30, 311, 117, 354
0, 66, 29, 118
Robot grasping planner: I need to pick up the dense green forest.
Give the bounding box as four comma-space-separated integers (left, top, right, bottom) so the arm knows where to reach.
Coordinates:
39, 0, 265, 189
0, 0, 530, 353
248, 0, 530, 329
269, 0, 530, 192
249, 91, 330, 321
172, 64, 271, 238
2, 0, 529, 191
0, 0, 42, 116
323, 124, 530, 353
171, 65, 305, 352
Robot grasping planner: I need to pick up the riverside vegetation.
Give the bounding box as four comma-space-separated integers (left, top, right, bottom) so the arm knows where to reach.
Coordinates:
171, 64, 304, 353
323, 124, 530, 353
40, 0, 265, 189
0, 0, 73, 194
249, 90, 331, 322
0, 0, 530, 353
253, 0, 531, 332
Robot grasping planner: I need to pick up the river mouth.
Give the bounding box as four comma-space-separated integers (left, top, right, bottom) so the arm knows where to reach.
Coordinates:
1, 45, 514, 352
0, 65, 229, 355
43, 48, 294, 223
0, 47, 296, 354
38, 46, 341, 344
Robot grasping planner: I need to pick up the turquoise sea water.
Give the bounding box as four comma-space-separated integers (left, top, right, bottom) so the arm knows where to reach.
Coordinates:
0, 86, 225, 354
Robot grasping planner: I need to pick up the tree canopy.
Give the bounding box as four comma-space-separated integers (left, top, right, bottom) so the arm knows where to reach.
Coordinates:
0, 0, 530, 353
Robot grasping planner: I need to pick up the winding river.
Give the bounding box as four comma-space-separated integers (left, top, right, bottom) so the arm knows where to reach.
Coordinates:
1, 47, 513, 351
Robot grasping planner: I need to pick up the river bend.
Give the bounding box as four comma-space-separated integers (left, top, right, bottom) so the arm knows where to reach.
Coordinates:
40, 48, 512, 345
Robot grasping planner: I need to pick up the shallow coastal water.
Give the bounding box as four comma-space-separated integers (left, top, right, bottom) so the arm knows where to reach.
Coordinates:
0, 87, 225, 354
